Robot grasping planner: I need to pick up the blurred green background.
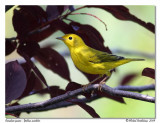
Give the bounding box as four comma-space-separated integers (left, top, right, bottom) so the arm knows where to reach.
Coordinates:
5, 5, 155, 118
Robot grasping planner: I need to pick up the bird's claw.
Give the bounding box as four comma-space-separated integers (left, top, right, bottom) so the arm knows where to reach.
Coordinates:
98, 81, 106, 92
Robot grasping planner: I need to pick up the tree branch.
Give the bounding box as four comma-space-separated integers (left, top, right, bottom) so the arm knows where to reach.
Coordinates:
16, 95, 100, 113
115, 84, 155, 92
6, 84, 155, 114
102, 85, 155, 102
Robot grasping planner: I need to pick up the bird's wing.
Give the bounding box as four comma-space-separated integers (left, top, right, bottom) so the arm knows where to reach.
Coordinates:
86, 48, 125, 63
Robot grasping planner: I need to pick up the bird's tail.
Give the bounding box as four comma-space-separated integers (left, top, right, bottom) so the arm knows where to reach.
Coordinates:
111, 58, 145, 68
127, 58, 145, 61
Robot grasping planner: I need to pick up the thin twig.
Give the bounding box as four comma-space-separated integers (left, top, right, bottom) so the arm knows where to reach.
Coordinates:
6, 84, 155, 113
60, 6, 86, 19
69, 13, 107, 30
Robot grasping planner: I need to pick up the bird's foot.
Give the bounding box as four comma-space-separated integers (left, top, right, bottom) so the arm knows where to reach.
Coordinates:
98, 81, 106, 92
81, 75, 102, 91
97, 76, 109, 92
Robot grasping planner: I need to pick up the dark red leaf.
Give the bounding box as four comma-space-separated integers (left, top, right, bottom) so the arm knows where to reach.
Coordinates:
31, 86, 65, 98
39, 86, 65, 98
17, 50, 49, 89
18, 63, 44, 99
46, 6, 69, 20
28, 19, 73, 42
12, 5, 59, 42
120, 74, 137, 85
65, 82, 91, 98
33, 76, 44, 92
65, 82, 81, 91
12, 6, 47, 40
35, 48, 71, 81
25, 19, 64, 42
18, 72, 36, 99
17, 41, 40, 58
142, 68, 155, 79
68, 100, 100, 118
49, 86, 66, 98
86, 5, 155, 33
12, 6, 74, 43
5, 38, 17, 56
30, 19, 74, 36
5, 61, 27, 104
97, 91, 125, 103
18, 63, 35, 99
55, 19, 75, 34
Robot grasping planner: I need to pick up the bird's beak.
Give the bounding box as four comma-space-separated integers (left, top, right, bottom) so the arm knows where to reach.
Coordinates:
56, 37, 64, 41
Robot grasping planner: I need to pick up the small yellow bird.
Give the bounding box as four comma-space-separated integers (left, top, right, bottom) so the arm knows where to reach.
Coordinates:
56, 34, 144, 84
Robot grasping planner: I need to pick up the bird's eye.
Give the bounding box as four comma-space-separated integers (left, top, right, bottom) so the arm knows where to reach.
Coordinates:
69, 37, 72, 40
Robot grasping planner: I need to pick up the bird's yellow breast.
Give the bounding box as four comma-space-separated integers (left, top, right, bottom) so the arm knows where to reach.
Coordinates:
70, 48, 107, 75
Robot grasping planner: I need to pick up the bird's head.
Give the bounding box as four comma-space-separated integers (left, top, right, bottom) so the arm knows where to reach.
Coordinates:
56, 34, 85, 49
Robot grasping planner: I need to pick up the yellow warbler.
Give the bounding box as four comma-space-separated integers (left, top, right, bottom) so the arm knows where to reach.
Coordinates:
56, 34, 144, 79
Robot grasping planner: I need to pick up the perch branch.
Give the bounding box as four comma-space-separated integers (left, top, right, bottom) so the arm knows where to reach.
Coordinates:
6, 84, 155, 114
115, 84, 155, 92
17, 95, 100, 113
